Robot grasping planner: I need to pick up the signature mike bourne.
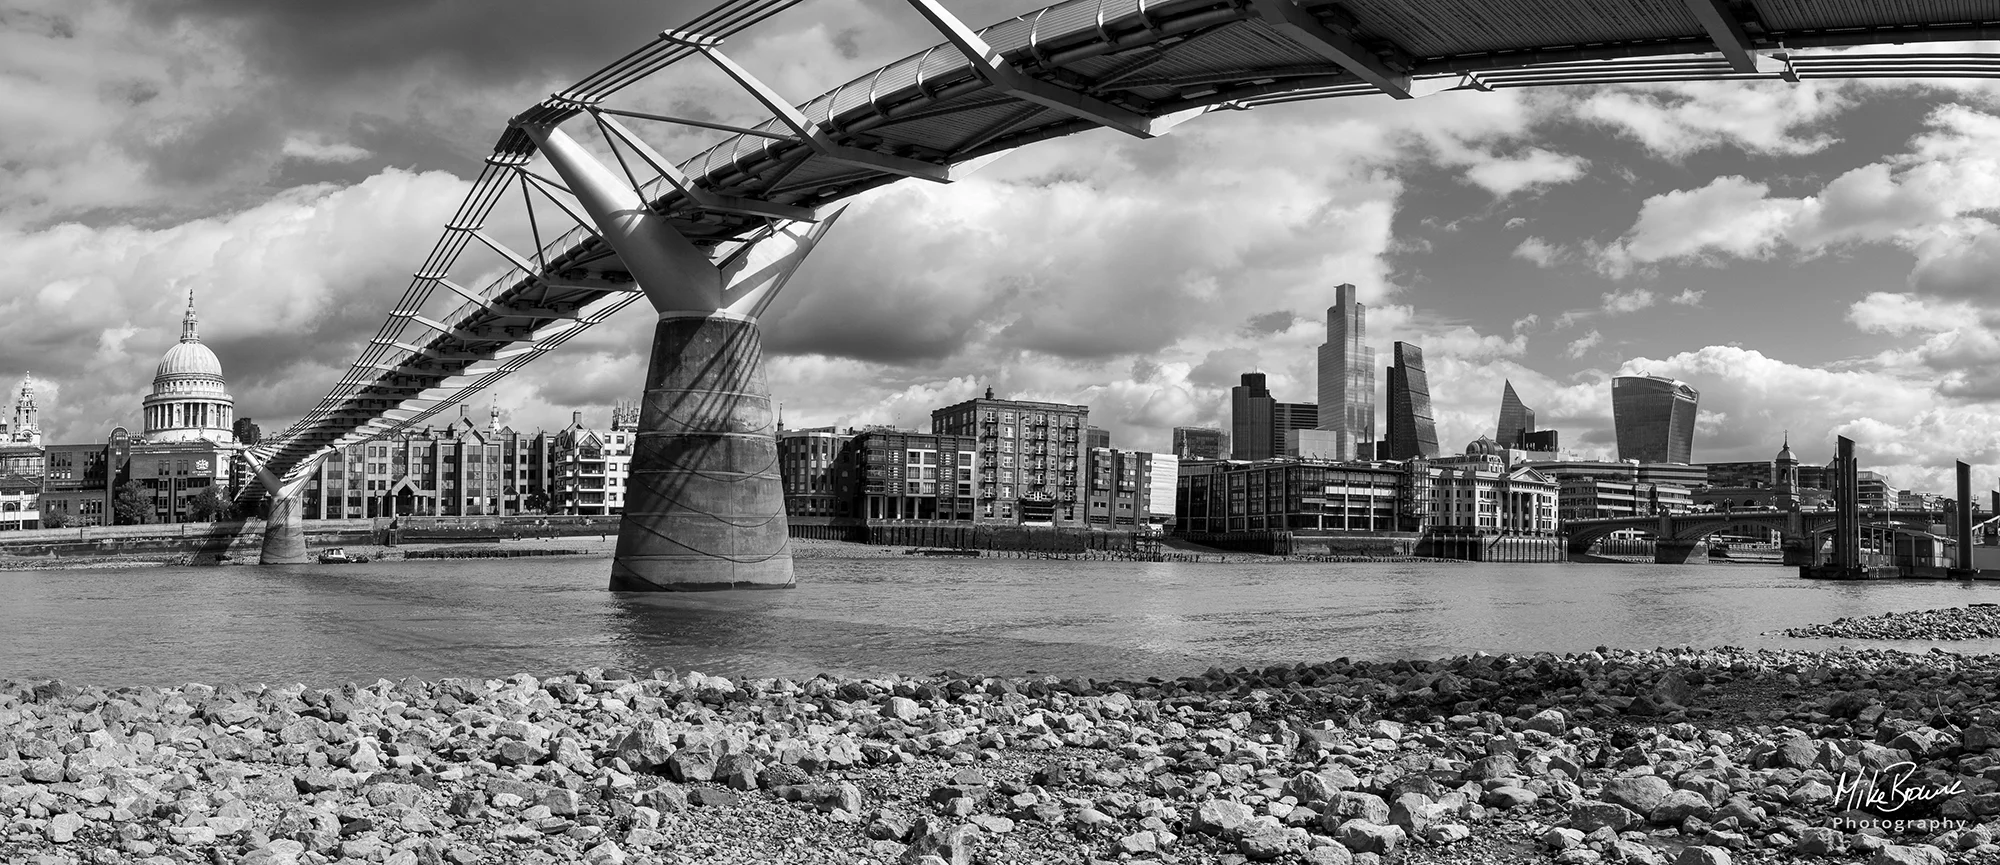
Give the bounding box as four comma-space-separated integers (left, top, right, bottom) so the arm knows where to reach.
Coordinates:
1833, 760, 1965, 815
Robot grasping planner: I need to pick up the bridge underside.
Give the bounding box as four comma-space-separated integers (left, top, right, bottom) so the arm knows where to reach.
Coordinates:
242, 0, 2000, 585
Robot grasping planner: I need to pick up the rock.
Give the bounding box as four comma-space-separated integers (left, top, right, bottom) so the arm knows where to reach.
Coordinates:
1388, 793, 1442, 837
1653, 670, 1695, 706
1871, 845, 1946, 865
1421, 823, 1471, 844
1542, 827, 1586, 850
1335, 820, 1404, 855
613, 720, 676, 771
1303, 845, 1353, 865
666, 743, 717, 783
635, 785, 687, 813
1195, 799, 1255, 835
1569, 801, 1642, 833
45, 812, 86, 843
1676, 846, 1730, 865
885, 697, 922, 723
1648, 789, 1713, 825
714, 753, 762, 791
1524, 709, 1568, 735
1237, 823, 1305, 860
1118, 830, 1160, 855
584, 842, 626, 865
1795, 827, 1846, 856
1325, 791, 1391, 826
1609, 839, 1663, 865
1602, 776, 1673, 815
1887, 727, 1957, 759
1485, 786, 1537, 809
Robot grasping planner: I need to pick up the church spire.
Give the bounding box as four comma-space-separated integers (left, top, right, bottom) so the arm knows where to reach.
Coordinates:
181, 288, 200, 343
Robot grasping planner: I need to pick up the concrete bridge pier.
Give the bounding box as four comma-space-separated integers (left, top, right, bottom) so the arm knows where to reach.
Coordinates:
253, 466, 311, 565
520, 120, 841, 591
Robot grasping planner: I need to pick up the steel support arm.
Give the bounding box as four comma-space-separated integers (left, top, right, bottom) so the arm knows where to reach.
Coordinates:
1682, 0, 1760, 73
904, 0, 1159, 138
1251, 0, 1412, 99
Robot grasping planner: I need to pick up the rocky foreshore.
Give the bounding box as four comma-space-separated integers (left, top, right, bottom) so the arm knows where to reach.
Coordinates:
5, 647, 2000, 865
1783, 605, 2000, 641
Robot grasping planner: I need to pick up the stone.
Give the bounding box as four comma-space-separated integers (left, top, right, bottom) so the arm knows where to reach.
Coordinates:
1195, 799, 1255, 835
1870, 845, 1946, 865
1524, 709, 1568, 735
1609, 839, 1663, 865
1887, 727, 1957, 760
1421, 823, 1471, 844
1335, 820, 1404, 856
46, 812, 86, 843
1325, 791, 1391, 826
666, 744, 717, 783
1303, 846, 1354, 865
688, 787, 738, 808
1485, 786, 1537, 809
1676, 846, 1730, 865
714, 753, 762, 791
1795, 827, 1846, 856
1542, 827, 1586, 850
885, 697, 922, 723
1648, 789, 1713, 825
613, 721, 676, 771
1569, 801, 1642, 833
1602, 776, 1673, 815
1237, 823, 1305, 860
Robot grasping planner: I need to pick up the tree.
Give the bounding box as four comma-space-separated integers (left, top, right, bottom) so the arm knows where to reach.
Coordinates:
187, 485, 231, 522
112, 480, 153, 526
41, 511, 71, 529
524, 489, 550, 514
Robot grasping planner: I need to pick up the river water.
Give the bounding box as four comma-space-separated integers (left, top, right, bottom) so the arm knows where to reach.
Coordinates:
5, 556, 2000, 689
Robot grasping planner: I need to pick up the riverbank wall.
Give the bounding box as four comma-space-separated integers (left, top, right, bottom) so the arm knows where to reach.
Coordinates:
0, 515, 624, 566
789, 518, 1143, 553
1177, 529, 1564, 562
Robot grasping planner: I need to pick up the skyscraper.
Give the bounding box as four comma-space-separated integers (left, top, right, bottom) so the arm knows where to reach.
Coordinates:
1383, 342, 1439, 460
1230, 373, 1275, 460
1316, 283, 1376, 460
1496, 380, 1535, 447
1231, 373, 1316, 460
1612, 375, 1699, 464
1172, 427, 1227, 460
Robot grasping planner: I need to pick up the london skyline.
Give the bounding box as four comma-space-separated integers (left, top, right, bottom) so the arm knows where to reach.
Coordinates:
3, 1, 1999, 496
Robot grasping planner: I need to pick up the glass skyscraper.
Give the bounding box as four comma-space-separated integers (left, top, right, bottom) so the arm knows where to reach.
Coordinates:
1612, 375, 1699, 464
1384, 342, 1439, 460
1497, 380, 1536, 446
1316, 283, 1376, 460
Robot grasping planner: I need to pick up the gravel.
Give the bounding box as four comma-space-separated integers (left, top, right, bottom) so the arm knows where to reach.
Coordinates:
1783, 605, 2000, 641
4, 646, 2000, 863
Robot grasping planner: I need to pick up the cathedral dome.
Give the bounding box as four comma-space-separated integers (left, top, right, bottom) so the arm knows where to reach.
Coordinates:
155, 341, 226, 382
143, 292, 235, 445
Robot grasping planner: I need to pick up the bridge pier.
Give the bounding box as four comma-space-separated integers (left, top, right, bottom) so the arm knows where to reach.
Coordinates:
261, 494, 309, 565
1654, 539, 1706, 564
611, 313, 790, 590
253, 466, 311, 565
519, 120, 840, 591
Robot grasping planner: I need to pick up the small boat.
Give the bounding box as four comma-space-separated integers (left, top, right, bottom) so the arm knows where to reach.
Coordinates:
316, 548, 370, 564
1708, 544, 1731, 559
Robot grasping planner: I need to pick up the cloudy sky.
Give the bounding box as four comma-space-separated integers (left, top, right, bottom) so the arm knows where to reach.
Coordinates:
4, 0, 2000, 496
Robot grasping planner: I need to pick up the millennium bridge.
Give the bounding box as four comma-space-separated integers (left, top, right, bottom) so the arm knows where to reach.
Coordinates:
235, 0, 2000, 587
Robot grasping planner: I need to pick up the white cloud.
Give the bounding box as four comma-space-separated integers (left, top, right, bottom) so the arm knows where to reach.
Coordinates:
1462, 148, 1588, 197
1598, 176, 1809, 274
1848, 292, 1978, 335
1512, 236, 1562, 267
1577, 80, 1851, 159
1564, 330, 1603, 359
1669, 289, 1705, 306
1600, 288, 1656, 315
281, 136, 371, 163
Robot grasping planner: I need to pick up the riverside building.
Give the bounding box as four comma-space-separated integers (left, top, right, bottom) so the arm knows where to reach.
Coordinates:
778, 426, 854, 517
1230, 373, 1317, 460
550, 405, 637, 516
300, 405, 553, 518
833, 429, 977, 522
931, 390, 1087, 526
1171, 427, 1227, 460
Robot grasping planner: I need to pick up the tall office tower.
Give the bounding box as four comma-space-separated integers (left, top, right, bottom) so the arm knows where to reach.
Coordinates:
1496, 380, 1536, 447
1383, 342, 1439, 460
1271, 401, 1319, 457
1316, 283, 1376, 460
1085, 426, 1110, 450
1172, 426, 1227, 460
1231, 373, 1275, 460
1612, 375, 1700, 464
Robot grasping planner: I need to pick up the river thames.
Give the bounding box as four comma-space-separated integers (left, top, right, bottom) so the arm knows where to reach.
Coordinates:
5, 555, 1999, 688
